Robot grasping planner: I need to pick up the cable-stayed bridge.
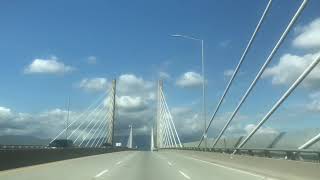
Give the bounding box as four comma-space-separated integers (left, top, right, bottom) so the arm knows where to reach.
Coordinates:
1, 0, 320, 179
49, 80, 117, 148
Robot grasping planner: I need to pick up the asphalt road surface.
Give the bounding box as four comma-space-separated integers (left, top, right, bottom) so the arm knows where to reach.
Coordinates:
0, 150, 309, 180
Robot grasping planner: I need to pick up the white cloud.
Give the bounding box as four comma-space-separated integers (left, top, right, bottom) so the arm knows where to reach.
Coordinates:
176, 71, 203, 88
0, 105, 133, 139
114, 74, 155, 135
0, 74, 154, 141
117, 96, 147, 112
293, 18, 320, 49
87, 56, 97, 65
86, 74, 156, 136
0, 106, 69, 138
24, 57, 74, 75
307, 92, 320, 112
223, 69, 234, 77
244, 124, 278, 135
79, 78, 109, 92
159, 71, 171, 79
264, 17, 320, 89
118, 74, 153, 94
0, 107, 12, 120
171, 107, 202, 135
263, 51, 320, 89
227, 123, 278, 137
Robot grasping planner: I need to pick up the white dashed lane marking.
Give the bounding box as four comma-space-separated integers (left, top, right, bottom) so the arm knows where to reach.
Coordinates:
94, 169, 109, 178
179, 170, 191, 179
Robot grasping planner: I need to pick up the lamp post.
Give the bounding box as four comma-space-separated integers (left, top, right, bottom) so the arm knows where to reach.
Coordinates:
171, 34, 207, 149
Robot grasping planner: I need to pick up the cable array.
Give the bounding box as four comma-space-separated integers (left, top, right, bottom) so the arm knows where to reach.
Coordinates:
50, 80, 117, 148
197, 0, 319, 151
156, 81, 182, 148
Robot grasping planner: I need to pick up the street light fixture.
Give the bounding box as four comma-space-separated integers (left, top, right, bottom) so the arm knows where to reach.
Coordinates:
171, 34, 207, 149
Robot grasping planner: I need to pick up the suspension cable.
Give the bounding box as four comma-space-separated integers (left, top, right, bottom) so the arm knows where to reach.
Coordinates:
74, 103, 107, 144
87, 110, 112, 147
160, 89, 183, 147
84, 109, 108, 147
68, 96, 108, 140
198, 0, 273, 147
234, 54, 320, 153
160, 91, 177, 147
212, 0, 308, 148
50, 91, 109, 143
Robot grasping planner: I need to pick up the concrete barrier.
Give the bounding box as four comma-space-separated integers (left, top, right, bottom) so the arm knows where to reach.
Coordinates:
165, 149, 320, 180
0, 147, 129, 171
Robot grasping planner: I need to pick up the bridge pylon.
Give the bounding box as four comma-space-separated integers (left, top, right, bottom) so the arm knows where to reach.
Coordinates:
156, 80, 182, 149
107, 79, 117, 146
127, 125, 133, 149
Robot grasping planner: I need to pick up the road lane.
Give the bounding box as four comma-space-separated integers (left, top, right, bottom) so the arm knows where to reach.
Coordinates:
158, 151, 276, 180
0, 150, 315, 180
0, 151, 134, 180
106, 151, 185, 180
165, 150, 320, 180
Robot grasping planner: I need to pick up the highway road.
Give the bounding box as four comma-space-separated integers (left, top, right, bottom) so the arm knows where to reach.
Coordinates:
0, 150, 316, 180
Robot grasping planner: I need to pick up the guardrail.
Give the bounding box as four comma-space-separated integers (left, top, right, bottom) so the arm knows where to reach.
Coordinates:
161, 147, 320, 163
0, 146, 131, 171
0, 144, 126, 150
0, 145, 48, 150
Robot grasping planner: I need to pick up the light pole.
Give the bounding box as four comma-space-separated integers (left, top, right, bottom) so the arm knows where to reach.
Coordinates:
171, 34, 207, 149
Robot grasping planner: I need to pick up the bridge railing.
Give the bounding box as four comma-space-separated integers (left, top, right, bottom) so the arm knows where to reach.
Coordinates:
162, 146, 320, 163
0, 145, 47, 150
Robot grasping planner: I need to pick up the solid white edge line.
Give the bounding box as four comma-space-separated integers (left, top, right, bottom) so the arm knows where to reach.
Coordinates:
185, 156, 278, 180
94, 169, 109, 178
179, 170, 191, 179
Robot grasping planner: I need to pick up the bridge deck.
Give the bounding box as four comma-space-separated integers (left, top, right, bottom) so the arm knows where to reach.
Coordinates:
0, 150, 318, 180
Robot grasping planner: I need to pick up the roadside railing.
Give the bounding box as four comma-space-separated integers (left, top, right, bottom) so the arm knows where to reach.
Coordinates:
160, 147, 320, 163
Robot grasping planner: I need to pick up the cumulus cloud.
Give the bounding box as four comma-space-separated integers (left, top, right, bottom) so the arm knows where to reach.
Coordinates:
263, 51, 320, 89
117, 96, 147, 112
263, 17, 320, 90
306, 92, 320, 112
0, 107, 12, 119
0, 105, 129, 141
227, 123, 278, 137
244, 124, 277, 135
77, 74, 155, 137
89, 74, 155, 136
114, 74, 155, 135
24, 57, 74, 75
118, 74, 153, 94
79, 78, 110, 92
171, 107, 203, 136
176, 71, 204, 88
293, 18, 320, 49
0, 106, 68, 138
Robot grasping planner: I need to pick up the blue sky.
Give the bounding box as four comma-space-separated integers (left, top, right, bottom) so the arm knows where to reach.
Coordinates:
1, 0, 320, 145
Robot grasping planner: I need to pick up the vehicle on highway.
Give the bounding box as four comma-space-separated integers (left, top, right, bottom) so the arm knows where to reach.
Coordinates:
49, 139, 74, 148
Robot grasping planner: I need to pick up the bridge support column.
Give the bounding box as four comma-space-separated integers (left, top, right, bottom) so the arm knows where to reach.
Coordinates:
127, 125, 133, 149
107, 79, 117, 146
156, 80, 163, 149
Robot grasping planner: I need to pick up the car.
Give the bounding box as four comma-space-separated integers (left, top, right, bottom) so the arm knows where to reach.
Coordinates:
49, 139, 73, 148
